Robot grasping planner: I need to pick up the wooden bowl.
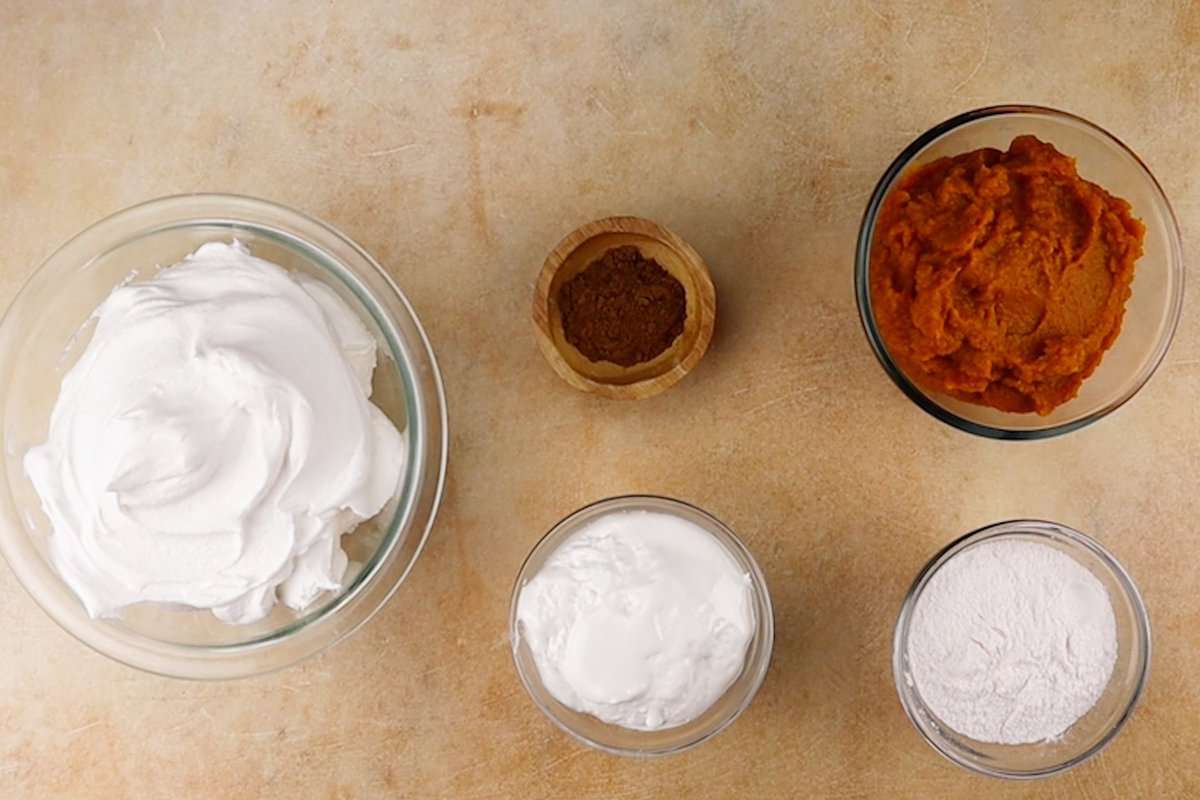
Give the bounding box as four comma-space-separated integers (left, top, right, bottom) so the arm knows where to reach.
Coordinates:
532, 216, 716, 400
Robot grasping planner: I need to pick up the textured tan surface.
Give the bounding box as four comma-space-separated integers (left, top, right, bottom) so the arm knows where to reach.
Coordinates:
1, 1, 1198, 798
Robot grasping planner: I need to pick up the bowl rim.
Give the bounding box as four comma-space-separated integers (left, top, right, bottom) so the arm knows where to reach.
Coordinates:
531, 216, 717, 400
854, 104, 1186, 440
0, 192, 449, 679
507, 493, 775, 757
892, 518, 1152, 779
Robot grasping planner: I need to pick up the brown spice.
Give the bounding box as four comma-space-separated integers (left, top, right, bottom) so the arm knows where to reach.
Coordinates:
558, 245, 687, 367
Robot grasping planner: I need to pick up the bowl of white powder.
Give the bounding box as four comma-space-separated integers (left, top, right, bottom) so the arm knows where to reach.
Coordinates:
0, 194, 448, 678
893, 520, 1150, 779
509, 495, 774, 756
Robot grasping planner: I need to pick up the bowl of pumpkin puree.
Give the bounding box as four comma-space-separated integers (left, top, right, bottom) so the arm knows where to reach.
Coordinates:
856, 106, 1183, 439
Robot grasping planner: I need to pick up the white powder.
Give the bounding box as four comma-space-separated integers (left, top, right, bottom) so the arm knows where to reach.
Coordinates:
907, 538, 1118, 744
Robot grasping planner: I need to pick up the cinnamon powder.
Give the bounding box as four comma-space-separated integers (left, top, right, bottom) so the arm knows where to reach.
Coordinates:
558, 246, 687, 367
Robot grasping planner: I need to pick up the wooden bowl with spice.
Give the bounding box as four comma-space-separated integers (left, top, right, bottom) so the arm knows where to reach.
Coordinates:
532, 216, 716, 400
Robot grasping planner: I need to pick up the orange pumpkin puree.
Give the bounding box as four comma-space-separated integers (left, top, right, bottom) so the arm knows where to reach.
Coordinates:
869, 135, 1144, 415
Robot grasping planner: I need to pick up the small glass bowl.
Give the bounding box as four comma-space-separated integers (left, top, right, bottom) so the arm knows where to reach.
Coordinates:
855, 105, 1184, 439
0, 194, 448, 679
509, 495, 774, 757
893, 520, 1151, 779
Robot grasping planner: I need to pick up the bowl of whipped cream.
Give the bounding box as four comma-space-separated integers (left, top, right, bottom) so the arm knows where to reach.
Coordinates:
510, 495, 774, 756
0, 194, 447, 678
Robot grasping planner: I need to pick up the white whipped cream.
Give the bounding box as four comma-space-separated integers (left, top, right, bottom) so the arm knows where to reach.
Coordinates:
516, 510, 755, 730
24, 241, 406, 625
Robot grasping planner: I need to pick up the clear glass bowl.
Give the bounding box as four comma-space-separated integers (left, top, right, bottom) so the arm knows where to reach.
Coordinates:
0, 194, 448, 679
855, 105, 1185, 439
893, 520, 1151, 779
509, 495, 774, 756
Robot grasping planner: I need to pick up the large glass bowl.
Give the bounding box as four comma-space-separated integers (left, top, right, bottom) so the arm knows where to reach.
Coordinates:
0, 194, 448, 679
893, 520, 1151, 779
855, 105, 1184, 439
509, 495, 774, 757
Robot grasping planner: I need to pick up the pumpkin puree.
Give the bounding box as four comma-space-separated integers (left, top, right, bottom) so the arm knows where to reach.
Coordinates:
869, 135, 1144, 415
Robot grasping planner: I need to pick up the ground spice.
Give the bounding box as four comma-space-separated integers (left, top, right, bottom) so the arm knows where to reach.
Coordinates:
558, 245, 687, 367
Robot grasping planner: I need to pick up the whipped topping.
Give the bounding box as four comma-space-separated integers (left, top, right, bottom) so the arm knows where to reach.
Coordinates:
516, 510, 755, 730
24, 241, 406, 625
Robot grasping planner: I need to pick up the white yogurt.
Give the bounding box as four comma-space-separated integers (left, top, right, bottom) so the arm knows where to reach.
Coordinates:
24, 241, 406, 624
516, 509, 755, 730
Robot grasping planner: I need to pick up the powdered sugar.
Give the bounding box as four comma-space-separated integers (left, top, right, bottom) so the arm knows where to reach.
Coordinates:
907, 538, 1118, 745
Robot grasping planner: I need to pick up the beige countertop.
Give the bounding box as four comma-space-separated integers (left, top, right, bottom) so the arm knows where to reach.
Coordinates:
2, 1, 1198, 797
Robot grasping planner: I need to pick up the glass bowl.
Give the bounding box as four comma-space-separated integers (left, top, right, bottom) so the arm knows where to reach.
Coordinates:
0, 194, 448, 679
509, 495, 774, 757
855, 105, 1184, 439
893, 520, 1151, 779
